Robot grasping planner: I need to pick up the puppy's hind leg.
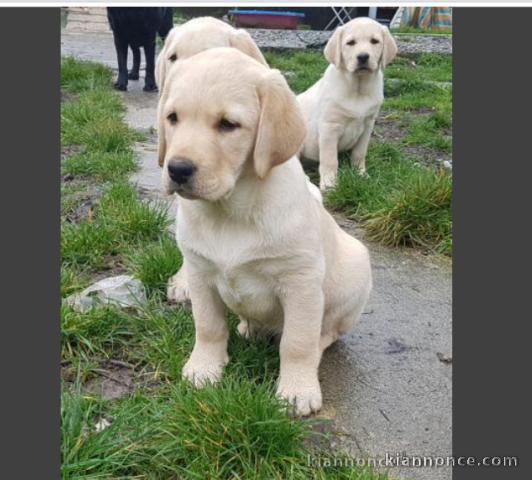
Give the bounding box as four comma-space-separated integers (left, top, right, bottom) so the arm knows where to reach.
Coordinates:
128, 45, 140, 80
350, 118, 376, 177
167, 259, 190, 304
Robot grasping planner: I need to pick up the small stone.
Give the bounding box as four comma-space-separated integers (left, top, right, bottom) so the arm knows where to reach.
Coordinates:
65, 275, 146, 312
437, 352, 452, 364
443, 160, 452, 170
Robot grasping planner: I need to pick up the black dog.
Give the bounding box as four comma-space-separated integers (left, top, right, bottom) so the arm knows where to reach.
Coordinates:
107, 7, 173, 92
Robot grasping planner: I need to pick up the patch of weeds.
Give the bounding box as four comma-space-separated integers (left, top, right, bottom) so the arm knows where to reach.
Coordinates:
61, 304, 136, 359
326, 141, 452, 254
62, 182, 169, 269
63, 151, 137, 182
125, 236, 182, 298
404, 111, 452, 153
61, 56, 113, 92
61, 89, 143, 154
127, 303, 195, 380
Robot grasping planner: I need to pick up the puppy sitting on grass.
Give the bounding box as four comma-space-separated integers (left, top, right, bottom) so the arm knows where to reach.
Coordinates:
298, 17, 398, 190
158, 48, 372, 416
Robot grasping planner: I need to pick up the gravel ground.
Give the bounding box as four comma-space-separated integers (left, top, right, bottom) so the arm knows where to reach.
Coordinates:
247, 28, 452, 54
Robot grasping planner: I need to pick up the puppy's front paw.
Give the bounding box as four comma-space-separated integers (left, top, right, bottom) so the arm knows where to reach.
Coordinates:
277, 375, 322, 416
319, 174, 336, 191
237, 317, 251, 339
182, 351, 228, 387
167, 271, 190, 304
358, 168, 369, 178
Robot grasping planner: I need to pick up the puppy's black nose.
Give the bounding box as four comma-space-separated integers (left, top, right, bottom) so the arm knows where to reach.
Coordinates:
167, 158, 197, 185
357, 53, 370, 64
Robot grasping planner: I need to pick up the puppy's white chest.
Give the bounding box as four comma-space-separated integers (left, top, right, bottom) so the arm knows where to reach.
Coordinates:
214, 265, 281, 324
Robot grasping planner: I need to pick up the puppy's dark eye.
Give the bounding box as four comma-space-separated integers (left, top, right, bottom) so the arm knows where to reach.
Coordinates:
167, 112, 178, 125
169, 54, 177, 62
346, 40, 356, 46
370, 38, 380, 45
218, 118, 240, 132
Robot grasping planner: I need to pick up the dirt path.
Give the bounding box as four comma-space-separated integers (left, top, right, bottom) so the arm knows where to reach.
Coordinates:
61, 30, 452, 480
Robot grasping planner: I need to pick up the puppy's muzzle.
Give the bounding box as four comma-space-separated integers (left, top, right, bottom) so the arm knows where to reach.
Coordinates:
167, 158, 197, 185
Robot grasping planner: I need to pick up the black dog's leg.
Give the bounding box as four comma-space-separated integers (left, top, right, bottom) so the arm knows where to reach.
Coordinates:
129, 46, 140, 80
143, 37, 158, 92
113, 35, 129, 91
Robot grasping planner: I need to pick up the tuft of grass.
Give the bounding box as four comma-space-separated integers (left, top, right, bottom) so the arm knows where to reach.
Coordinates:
61, 380, 386, 480
62, 182, 169, 269
61, 304, 135, 359
125, 236, 183, 298
61, 56, 113, 92
363, 169, 452, 252
63, 151, 137, 181
326, 141, 452, 254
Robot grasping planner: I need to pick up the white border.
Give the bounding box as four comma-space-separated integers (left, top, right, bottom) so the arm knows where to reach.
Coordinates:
7, 2, 532, 7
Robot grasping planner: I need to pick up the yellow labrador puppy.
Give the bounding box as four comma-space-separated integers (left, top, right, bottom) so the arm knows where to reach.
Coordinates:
298, 17, 398, 190
156, 16, 267, 93
156, 17, 267, 304
158, 48, 372, 416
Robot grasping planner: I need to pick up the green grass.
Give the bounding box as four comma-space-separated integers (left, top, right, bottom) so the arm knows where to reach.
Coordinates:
125, 235, 183, 298
326, 141, 452, 254
391, 26, 452, 35
264, 50, 328, 93
63, 151, 137, 181
62, 378, 385, 480
61, 56, 113, 93
404, 111, 452, 152
386, 52, 452, 83
62, 182, 169, 269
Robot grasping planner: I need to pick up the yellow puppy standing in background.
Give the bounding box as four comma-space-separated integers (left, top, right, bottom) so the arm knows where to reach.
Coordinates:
158, 47, 372, 416
298, 17, 398, 190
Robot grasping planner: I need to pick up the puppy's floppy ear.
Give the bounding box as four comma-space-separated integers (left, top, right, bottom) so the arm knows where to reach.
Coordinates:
253, 69, 306, 179
230, 29, 268, 66
381, 26, 398, 68
155, 27, 178, 92
157, 93, 167, 167
324, 25, 344, 68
